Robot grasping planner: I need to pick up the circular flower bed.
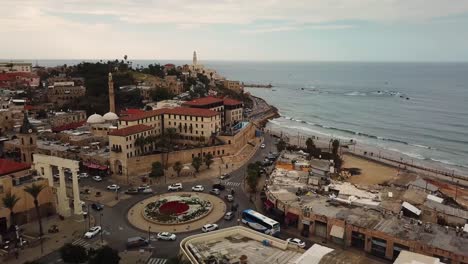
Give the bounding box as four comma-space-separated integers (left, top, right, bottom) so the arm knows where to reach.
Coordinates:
159, 201, 189, 215
143, 194, 212, 224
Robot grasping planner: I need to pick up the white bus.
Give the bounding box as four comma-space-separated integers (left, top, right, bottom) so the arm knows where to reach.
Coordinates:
241, 209, 280, 236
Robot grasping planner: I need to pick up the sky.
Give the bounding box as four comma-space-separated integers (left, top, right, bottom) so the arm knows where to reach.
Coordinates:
2, 0, 468, 61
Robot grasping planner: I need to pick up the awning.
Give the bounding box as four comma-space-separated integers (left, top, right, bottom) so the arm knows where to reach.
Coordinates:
330, 225, 344, 239
286, 212, 299, 222
84, 162, 108, 170
264, 199, 274, 209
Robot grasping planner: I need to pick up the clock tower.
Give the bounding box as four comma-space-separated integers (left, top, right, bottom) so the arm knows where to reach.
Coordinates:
17, 111, 37, 164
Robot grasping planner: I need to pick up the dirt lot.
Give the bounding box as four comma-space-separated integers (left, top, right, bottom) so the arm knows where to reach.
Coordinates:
342, 154, 401, 186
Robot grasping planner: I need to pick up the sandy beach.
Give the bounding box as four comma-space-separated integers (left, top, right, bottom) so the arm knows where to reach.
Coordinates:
264, 120, 468, 187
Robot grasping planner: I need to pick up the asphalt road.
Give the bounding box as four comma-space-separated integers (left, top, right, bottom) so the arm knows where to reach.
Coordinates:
39, 134, 276, 263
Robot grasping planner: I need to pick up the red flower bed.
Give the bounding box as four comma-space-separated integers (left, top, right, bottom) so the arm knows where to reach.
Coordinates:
159, 201, 189, 215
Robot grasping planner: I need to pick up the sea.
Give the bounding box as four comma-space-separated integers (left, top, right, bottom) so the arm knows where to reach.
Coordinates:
28, 60, 468, 174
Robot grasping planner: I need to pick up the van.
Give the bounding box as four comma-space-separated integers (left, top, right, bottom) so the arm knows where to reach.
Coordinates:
126, 237, 149, 249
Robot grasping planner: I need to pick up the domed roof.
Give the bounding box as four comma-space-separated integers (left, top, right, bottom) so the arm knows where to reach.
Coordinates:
87, 113, 105, 124
103, 112, 119, 121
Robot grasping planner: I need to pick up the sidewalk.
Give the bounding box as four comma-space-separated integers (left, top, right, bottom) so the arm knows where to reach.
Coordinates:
3, 214, 95, 263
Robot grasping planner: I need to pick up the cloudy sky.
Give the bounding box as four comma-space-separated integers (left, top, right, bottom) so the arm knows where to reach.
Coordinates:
2, 0, 468, 61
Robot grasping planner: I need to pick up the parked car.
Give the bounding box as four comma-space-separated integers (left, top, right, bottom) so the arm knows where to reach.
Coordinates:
224, 211, 234, 221
106, 184, 120, 190
140, 188, 153, 194
212, 183, 226, 190
91, 203, 104, 211
219, 173, 230, 180
225, 194, 234, 202
79, 172, 89, 178
209, 189, 220, 195
260, 143, 266, 149
286, 238, 306, 248
92, 176, 102, 182
125, 188, 139, 195
126, 237, 149, 249
201, 224, 218, 233
168, 183, 183, 191
156, 232, 177, 241
84, 226, 101, 239
137, 185, 150, 192
191, 185, 205, 192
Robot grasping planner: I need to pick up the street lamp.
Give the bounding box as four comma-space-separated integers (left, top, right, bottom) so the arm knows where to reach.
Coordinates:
100, 213, 103, 245
148, 226, 151, 242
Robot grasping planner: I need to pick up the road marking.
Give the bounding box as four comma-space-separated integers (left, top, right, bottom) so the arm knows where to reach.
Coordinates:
224, 181, 241, 187
72, 238, 91, 248
147, 258, 167, 264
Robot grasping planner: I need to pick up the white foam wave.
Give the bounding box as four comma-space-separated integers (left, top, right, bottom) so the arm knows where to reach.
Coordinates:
345, 91, 367, 96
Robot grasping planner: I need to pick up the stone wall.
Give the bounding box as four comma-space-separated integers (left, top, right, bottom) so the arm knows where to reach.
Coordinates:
116, 123, 256, 179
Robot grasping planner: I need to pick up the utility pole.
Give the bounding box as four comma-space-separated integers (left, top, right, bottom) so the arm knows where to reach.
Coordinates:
88, 204, 91, 228
100, 213, 103, 245
148, 226, 151, 242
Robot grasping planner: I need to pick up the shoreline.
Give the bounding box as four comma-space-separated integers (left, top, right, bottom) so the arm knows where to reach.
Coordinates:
251, 97, 468, 186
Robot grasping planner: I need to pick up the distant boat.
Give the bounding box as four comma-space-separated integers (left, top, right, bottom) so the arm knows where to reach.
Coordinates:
272, 89, 277, 91
301, 87, 305, 90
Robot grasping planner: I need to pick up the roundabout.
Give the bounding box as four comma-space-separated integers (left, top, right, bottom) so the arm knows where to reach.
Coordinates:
127, 192, 226, 233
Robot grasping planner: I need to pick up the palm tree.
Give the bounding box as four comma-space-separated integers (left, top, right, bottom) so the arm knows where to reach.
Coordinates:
173, 161, 183, 177
24, 183, 46, 253
2, 193, 20, 229
134, 136, 146, 155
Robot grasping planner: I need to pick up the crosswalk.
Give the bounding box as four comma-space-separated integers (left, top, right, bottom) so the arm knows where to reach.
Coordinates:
147, 258, 167, 264
71, 238, 92, 249
224, 181, 241, 187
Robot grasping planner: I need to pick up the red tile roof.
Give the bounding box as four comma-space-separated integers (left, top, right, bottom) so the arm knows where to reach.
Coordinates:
119, 109, 166, 122
164, 107, 220, 117
223, 98, 243, 106
0, 159, 31, 176
183, 96, 223, 107
120, 108, 146, 116
52, 121, 86, 133
108, 124, 153, 137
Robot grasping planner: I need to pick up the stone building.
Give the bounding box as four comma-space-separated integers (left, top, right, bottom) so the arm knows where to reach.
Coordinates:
0, 159, 54, 233
46, 84, 86, 106
223, 80, 244, 94
16, 112, 38, 164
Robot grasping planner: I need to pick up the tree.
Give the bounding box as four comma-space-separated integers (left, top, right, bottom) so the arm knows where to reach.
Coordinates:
165, 127, 178, 145
332, 139, 340, 157
305, 137, 316, 159
59, 243, 88, 264
192, 156, 202, 173
276, 139, 286, 152
150, 161, 164, 178
173, 161, 183, 177
204, 153, 214, 169
88, 246, 120, 264
2, 193, 20, 229
134, 136, 146, 154
150, 87, 173, 102
246, 162, 262, 193
24, 183, 45, 253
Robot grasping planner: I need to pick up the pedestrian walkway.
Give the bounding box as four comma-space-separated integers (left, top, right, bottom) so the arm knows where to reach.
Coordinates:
71, 238, 93, 249
147, 258, 167, 264
223, 181, 241, 187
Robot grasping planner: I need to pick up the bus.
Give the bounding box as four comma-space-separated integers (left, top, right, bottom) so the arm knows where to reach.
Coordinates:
241, 209, 280, 236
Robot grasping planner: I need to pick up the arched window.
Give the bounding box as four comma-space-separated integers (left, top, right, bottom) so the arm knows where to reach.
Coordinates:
30, 137, 33, 145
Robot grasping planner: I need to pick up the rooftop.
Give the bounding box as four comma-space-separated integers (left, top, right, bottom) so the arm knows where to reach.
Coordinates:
223, 97, 243, 106
182, 96, 223, 107
164, 107, 220, 117
180, 226, 302, 264
119, 109, 166, 121
0, 159, 31, 176
108, 124, 153, 137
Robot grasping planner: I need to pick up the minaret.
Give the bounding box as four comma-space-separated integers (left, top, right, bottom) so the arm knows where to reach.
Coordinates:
108, 72, 115, 113
193, 51, 198, 66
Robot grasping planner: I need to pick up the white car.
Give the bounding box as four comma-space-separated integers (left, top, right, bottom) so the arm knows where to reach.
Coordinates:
286, 238, 306, 248
79, 172, 89, 178
168, 183, 183, 191
157, 232, 176, 241
191, 185, 204, 192
84, 226, 101, 239
260, 143, 266, 149
201, 224, 218, 233
92, 176, 102, 182
219, 173, 230, 180
106, 184, 120, 190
